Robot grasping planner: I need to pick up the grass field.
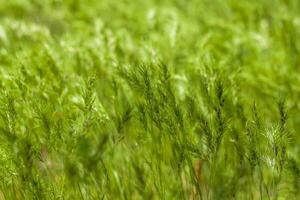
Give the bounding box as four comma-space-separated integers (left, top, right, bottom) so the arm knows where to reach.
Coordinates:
0, 0, 300, 199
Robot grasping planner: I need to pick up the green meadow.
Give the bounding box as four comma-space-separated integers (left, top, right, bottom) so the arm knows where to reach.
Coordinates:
0, 0, 299, 199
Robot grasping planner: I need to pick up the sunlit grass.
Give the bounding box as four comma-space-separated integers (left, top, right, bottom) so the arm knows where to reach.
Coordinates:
0, 0, 299, 199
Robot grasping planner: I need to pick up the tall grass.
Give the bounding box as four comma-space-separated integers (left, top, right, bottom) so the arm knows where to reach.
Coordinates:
0, 0, 299, 199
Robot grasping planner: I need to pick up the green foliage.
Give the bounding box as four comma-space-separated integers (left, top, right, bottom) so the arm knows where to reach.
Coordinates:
0, 0, 299, 199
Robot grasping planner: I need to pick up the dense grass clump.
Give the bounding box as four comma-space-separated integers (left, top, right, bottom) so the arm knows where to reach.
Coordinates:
0, 0, 300, 199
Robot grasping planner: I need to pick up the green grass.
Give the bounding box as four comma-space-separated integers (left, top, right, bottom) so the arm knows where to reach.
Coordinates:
0, 0, 300, 199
